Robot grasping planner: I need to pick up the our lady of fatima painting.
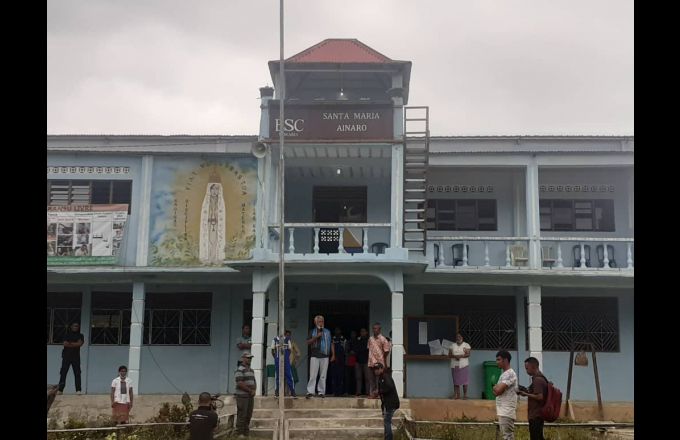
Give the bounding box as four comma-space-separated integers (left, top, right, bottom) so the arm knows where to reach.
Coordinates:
199, 169, 226, 264
148, 158, 257, 266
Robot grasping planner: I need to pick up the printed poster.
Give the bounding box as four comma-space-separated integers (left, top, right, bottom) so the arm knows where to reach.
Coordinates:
47, 204, 128, 265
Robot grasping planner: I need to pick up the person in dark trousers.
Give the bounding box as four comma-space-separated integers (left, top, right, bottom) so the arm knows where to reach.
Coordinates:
271, 332, 296, 398
375, 363, 399, 440
58, 322, 84, 394
234, 351, 256, 437
345, 330, 358, 395
188, 392, 219, 440
518, 357, 548, 440
330, 327, 346, 396
352, 328, 370, 396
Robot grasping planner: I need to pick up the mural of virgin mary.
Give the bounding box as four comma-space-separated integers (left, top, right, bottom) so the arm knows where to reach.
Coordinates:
199, 169, 226, 264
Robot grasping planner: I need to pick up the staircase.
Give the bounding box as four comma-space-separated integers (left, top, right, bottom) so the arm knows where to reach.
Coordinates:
245, 396, 410, 439
402, 106, 430, 255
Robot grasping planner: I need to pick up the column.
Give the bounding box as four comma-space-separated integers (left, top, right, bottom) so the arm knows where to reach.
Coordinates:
264, 289, 279, 396
527, 285, 542, 366
80, 288, 92, 393
135, 155, 154, 266
128, 282, 145, 393
251, 289, 267, 396
391, 290, 405, 397
525, 159, 541, 269
390, 144, 404, 248
258, 87, 274, 251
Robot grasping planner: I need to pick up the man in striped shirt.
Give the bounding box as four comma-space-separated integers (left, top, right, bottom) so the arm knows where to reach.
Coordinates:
234, 352, 256, 437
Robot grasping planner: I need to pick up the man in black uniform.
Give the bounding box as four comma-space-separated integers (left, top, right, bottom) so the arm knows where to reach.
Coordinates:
375, 363, 400, 440
58, 322, 84, 394
188, 392, 218, 440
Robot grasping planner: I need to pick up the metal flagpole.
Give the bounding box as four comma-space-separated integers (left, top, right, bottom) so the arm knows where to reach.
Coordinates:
277, 0, 286, 437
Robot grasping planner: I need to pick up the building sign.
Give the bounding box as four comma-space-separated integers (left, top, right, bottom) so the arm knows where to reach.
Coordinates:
148, 158, 257, 266
47, 204, 129, 266
268, 104, 394, 140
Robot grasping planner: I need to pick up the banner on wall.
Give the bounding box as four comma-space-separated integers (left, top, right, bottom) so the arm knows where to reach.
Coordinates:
47, 204, 129, 266
148, 158, 258, 266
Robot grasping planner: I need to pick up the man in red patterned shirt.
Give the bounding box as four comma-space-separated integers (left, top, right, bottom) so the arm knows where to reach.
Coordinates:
367, 322, 391, 398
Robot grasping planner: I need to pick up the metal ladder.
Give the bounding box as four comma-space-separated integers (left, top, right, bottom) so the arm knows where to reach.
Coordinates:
402, 106, 430, 255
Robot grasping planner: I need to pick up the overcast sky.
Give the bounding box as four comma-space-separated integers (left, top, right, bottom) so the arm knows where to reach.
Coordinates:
47, 0, 633, 136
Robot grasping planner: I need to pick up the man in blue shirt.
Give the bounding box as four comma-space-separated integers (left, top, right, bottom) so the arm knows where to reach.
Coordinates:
305, 315, 335, 398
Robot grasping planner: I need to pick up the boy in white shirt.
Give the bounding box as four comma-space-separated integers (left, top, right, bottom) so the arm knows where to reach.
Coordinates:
110, 365, 134, 424
492, 350, 518, 440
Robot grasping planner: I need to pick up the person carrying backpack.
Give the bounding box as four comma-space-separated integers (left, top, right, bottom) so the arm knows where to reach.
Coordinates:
519, 357, 548, 440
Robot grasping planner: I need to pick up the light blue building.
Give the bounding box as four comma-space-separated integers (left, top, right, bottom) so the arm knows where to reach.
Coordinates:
47, 39, 633, 402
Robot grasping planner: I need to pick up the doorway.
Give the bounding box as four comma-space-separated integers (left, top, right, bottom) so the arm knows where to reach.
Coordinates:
307, 300, 370, 395
312, 186, 367, 253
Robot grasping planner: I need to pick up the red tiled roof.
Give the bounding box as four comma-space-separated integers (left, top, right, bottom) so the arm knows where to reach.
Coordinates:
286, 39, 392, 63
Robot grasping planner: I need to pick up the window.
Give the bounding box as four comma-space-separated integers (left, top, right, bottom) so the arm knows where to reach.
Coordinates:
143, 293, 212, 345
47, 180, 133, 212
541, 297, 619, 352
47, 292, 82, 344
540, 199, 615, 232
90, 292, 132, 345
426, 199, 497, 231
424, 294, 516, 350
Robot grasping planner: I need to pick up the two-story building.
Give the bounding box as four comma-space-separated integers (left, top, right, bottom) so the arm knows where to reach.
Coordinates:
47, 39, 633, 403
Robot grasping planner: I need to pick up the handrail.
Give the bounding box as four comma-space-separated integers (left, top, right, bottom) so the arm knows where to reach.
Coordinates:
270, 222, 390, 228
541, 237, 634, 242
429, 236, 529, 241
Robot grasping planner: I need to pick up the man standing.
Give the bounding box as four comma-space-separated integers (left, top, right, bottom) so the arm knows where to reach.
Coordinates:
305, 315, 335, 398
492, 350, 518, 440
271, 332, 296, 398
58, 322, 84, 395
330, 327, 347, 396
188, 392, 219, 440
234, 352, 256, 437
367, 322, 391, 398
375, 363, 399, 440
236, 324, 252, 366
351, 328, 370, 396
518, 357, 547, 440
110, 365, 134, 424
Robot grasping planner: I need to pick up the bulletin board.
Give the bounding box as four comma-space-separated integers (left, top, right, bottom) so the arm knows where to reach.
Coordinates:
404, 315, 459, 360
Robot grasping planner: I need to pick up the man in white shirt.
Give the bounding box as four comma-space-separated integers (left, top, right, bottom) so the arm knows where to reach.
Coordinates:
492, 350, 518, 440
110, 365, 134, 424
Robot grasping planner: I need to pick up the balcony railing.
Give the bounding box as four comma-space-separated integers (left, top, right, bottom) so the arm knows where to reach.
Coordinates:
428, 236, 530, 268
428, 236, 633, 270
269, 223, 391, 255
540, 237, 634, 270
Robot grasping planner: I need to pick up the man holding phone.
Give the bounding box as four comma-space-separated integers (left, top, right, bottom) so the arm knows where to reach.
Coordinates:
305, 315, 335, 398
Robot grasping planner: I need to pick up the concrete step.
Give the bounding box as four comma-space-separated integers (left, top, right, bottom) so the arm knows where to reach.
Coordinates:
255, 396, 409, 410
254, 408, 383, 419
287, 417, 384, 429
247, 427, 275, 438
251, 417, 278, 428
287, 426, 389, 439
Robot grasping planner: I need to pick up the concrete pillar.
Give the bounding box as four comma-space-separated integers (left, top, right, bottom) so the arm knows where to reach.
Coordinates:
391, 145, 404, 248
251, 289, 267, 396
391, 73, 404, 138
135, 155, 154, 266
264, 288, 279, 395
527, 285, 542, 366
525, 159, 541, 268
391, 290, 405, 397
128, 282, 145, 393
80, 288, 92, 393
